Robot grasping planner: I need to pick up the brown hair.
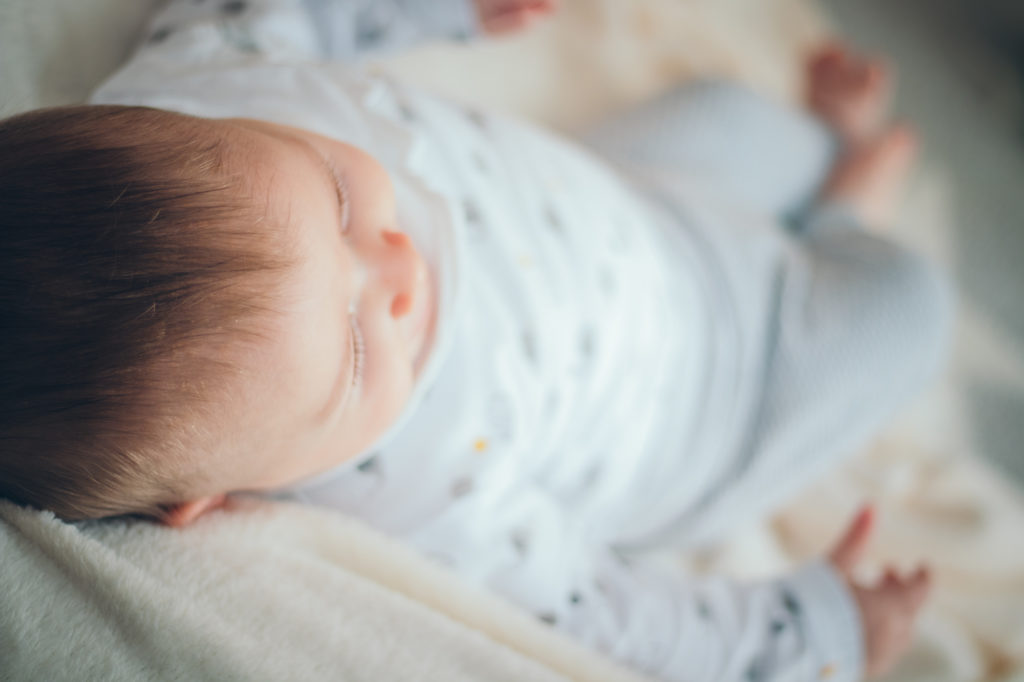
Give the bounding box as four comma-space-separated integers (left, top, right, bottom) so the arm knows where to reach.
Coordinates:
0, 105, 294, 520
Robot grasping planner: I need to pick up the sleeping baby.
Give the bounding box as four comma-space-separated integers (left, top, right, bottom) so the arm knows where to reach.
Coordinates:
0, 1, 951, 680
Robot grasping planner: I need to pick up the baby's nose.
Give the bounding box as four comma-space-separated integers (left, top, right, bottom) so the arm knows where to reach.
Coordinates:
379, 229, 421, 319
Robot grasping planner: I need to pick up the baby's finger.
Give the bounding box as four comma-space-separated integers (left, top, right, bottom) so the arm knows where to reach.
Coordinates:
843, 60, 869, 88
881, 565, 932, 611
808, 41, 847, 70
483, 9, 533, 34
483, 4, 553, 34
828, 504, 875, 574
880, 566, 901, 589
905, 566, 932, 610
503, 0, 557, 16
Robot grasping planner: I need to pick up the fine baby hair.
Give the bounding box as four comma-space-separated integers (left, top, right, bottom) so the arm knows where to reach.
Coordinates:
0, 105, 293, 520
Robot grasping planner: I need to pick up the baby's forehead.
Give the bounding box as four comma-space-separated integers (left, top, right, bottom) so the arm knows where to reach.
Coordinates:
155, 119, 295, 244
210, 120, 311, 207
142, 115, 271, 187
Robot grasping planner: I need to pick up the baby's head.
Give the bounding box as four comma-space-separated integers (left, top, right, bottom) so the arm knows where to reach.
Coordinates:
0, 106, 431, 524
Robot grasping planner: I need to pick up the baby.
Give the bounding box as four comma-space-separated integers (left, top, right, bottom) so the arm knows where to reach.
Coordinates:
0, 1, 951, 680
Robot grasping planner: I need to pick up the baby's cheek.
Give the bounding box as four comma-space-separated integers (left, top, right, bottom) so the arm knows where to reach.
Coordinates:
362, 337, 415, 440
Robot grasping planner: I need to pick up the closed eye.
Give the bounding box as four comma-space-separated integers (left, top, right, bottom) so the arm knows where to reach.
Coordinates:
349, 310, 365, 391
324, 156, 351, 234
335, 161, 356, 233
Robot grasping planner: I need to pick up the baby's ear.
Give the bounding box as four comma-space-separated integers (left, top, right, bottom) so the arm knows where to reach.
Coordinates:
159, 494, 229, 527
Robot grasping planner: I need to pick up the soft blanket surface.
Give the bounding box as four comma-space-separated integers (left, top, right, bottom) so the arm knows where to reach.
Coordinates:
1, 0, 1023, 680
0, 497, 648, 681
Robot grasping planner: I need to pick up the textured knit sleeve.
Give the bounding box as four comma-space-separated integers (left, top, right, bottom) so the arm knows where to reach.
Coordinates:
130, 0, 479, 67
519, 550, 863, 681
301, 0, 480, 61
406, 485, 864, 682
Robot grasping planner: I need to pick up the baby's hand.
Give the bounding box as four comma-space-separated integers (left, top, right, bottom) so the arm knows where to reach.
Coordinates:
827, 505, 932, 679
473, 0, 557, 35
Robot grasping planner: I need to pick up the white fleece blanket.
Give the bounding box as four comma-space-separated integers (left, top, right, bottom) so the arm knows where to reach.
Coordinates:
1, 0, 1023, 681
0, 497, 652, 682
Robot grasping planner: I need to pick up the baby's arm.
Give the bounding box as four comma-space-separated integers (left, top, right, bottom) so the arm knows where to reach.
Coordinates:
91, 0, 505, 107
299, 0, 480, 61
127, 0, 475, 67
565, 550, 863, 681
416, 495, 864, 682
826, 506, 931, 679
530, 506, 927, 682
127, 0, 555, 69
305, 0, 555, 58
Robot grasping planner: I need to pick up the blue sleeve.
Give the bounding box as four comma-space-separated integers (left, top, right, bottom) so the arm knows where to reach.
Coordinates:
403, 489, 864, 682
302, 0, 480, 61
522, 548, 866, 682
132, 0, 480, 66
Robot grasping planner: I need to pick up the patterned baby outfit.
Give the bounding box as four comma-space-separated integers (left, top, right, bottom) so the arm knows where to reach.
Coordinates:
90, 1, 951, 680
